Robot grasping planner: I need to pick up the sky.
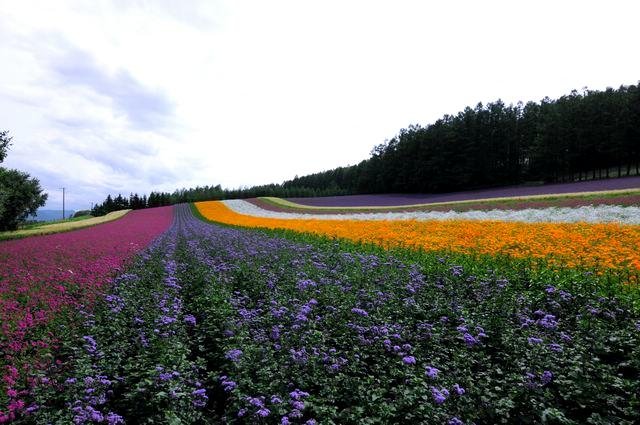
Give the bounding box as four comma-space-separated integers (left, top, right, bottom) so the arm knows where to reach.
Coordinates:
1, 0, 639, 210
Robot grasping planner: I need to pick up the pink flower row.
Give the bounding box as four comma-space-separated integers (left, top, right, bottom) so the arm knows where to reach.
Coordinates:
0, 207, 174, 422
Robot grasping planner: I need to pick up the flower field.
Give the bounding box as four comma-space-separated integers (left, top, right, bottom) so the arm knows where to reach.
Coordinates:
2, 201, 640, 423
195, 201, 640, 273
226, 199, 640, 224
0, 207, 173, 422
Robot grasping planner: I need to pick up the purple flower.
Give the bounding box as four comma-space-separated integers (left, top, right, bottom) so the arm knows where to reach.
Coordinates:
559, 290, 573, 301
548, 343, 563, 352
271, 395, 282, 404
449, 418, 464, 425
221, 378, 237, 392
305, 420, 318, 425
90, 410, 104, 422
256, 407, 271, 417
425, 366, 440, 379
289, 409, 303, 418
527, 336, 543, 345
184, 314, 196, 326
296, 279, 317, 291
281, 417, 290, 425
520, 317, 534, 328
289, 389, 310, 400
290, 347, 308, 364
248, 397, 264, 407
25, 404, 39, 414
402, 356, 416, 365
192, 388, 208, 408
270, 325, 281, 340
538, 314, 558, 329
541, 370, 553, 385
431, 387, 449, 404
463, 333, 478, 346
291, 400, 305, 410
453, 383, 465, 395
82, 335, 98, 354
225, 349, 243, 362
158, 315, 177, 325
351, 308, 369, 317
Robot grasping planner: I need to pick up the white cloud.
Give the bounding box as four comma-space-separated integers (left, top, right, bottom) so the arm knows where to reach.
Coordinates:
0, 0, 639, 209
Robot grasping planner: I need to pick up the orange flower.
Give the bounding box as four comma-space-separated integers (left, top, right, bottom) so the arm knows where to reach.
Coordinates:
195, 201, 640, 273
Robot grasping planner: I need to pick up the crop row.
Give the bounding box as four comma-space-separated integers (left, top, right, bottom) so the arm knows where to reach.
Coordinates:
0, 207, 173, 422
28, 204, 640, 423
225, 199, 640, 224
195, 201, 640, 273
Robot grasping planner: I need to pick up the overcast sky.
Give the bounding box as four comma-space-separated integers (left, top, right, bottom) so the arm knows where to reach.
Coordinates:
1, 0, 639, 210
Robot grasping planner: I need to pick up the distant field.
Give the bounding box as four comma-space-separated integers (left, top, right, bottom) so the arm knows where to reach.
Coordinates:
0, 210, 130, 241
285, 176, 640, 208
257, 190, 640, 214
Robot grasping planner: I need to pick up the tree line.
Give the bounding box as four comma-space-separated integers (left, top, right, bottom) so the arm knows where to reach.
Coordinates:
284, 84, 640, 193
92, 83, 640, 215
90, 184, 349, 216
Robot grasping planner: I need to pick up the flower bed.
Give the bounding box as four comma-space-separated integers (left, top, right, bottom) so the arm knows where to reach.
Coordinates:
29, 204, 639, 423
226, 199, 640, 224
195, 201, 640, 273
0, 207, 173, 422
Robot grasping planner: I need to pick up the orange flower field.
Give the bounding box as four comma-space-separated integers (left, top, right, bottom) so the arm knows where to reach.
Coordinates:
195, 200, 640, 272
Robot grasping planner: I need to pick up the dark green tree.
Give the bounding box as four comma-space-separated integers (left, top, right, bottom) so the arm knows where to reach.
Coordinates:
0, 131, 48, 231
0, 168, 48, 230
0, 130, 11, 162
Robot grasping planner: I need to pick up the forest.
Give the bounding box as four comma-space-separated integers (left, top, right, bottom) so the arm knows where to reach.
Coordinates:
92, 83, 640, 215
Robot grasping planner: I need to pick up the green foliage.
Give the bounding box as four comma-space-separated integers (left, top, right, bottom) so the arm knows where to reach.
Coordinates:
0, 167, 48, 232
0, 130, 49, 231
0, 130, 11, 163
284, 84, 640, 194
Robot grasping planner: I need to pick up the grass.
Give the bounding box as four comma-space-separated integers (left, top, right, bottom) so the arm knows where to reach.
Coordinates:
0, 210, 131, 241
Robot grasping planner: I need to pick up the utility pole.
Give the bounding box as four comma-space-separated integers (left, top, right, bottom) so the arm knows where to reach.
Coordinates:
60, 187, 66, 220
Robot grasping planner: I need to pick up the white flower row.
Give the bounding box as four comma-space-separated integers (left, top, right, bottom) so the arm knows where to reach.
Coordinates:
222, 199, 640, 224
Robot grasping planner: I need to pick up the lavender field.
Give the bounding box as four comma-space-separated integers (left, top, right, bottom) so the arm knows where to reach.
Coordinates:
286, 176, 640, 207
